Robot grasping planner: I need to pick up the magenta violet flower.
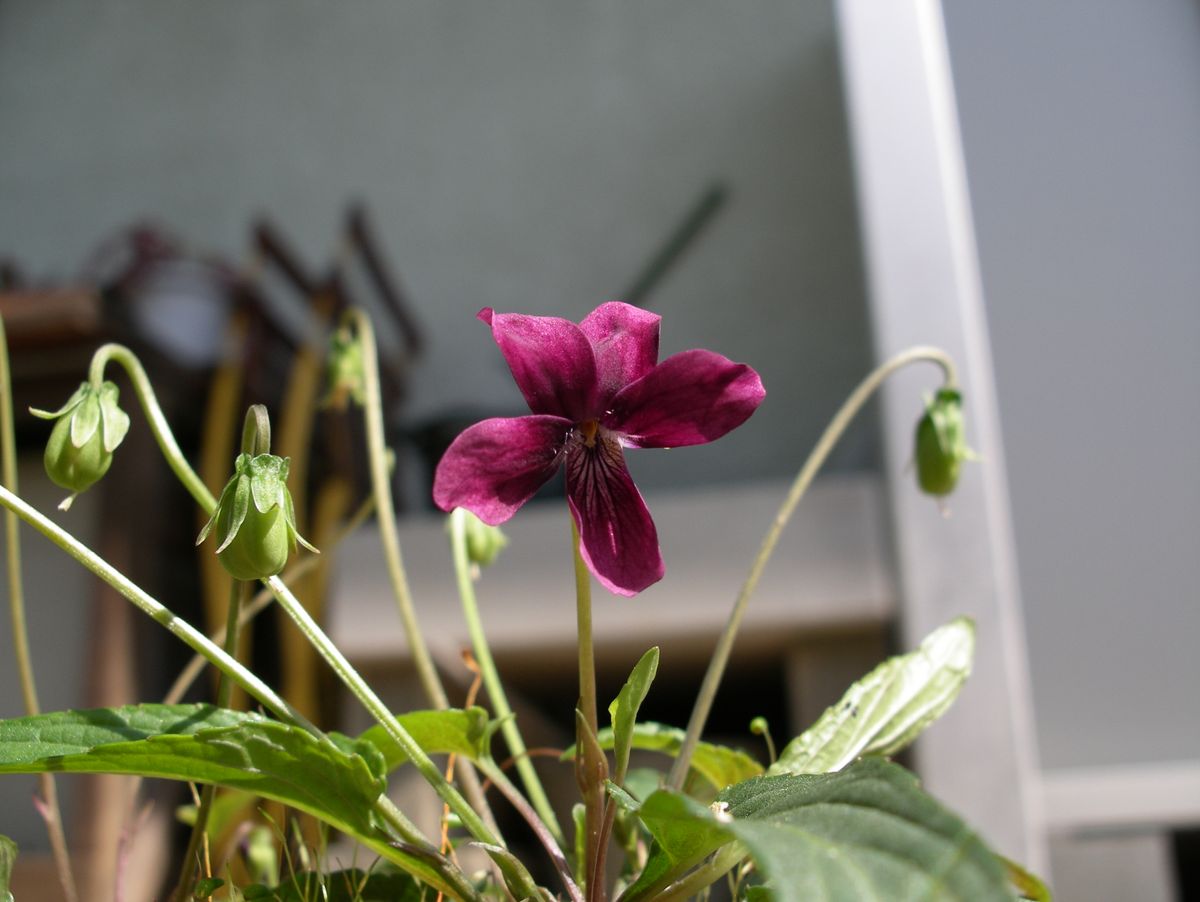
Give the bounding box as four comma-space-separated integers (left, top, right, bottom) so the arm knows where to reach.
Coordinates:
433, 303, 765, 596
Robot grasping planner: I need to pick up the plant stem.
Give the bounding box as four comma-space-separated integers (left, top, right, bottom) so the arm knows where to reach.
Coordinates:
0, 319, 78, 902
172, 579, 246, 902
88, 344, 217, 511
0, 483, 483, 894
572, 518, 606, 902
648, 842, 747, 902
347, 308, 444, 707
449, 509, 564, 844
346, 308, 500, 840
666, 346, 959, 791
478, 758, 583, 902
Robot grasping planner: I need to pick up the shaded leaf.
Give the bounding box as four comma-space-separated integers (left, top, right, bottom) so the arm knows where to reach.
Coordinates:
771, 617, 974, 776
271, 868, 427, 901
627, 759, 1013, 902
609, 647, 659, 783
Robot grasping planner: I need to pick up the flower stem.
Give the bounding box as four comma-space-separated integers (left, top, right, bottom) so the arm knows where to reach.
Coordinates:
88, 344, 217, 511
347, 308, 445, 708
171, 578, 246, 902
572, 517, 606, 902
346, 308, 500, 839
0, 319, 78, 902
449, 509, 565, 844
666, 346, 959, 791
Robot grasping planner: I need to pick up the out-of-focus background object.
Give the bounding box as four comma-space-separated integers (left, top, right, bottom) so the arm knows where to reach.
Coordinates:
0, 2, 1196, 901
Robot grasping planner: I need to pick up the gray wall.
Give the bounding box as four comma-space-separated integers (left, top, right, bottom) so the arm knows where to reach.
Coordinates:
0, 1, 874, 493
943, 0, 1200, 769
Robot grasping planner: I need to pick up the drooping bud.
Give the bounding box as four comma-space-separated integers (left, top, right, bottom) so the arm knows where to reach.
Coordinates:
31, 382, 130, 509
197, 452, 318, 581
914, 388, 973, 497
322, 324, 366, 410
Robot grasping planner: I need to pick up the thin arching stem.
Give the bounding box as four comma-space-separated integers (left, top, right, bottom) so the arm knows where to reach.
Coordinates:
344, 308, 501, 840
0, 319, 78, 902
666, 346, 959, 790
449, 509, 564, 844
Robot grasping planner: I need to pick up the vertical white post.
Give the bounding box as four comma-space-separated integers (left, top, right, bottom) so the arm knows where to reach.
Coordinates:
835, 0, 1047, 872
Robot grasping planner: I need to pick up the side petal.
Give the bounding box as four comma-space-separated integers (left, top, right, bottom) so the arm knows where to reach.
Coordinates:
433, 415, 570, 525
606, 349, 765, 448
565, 432, 664, 596
578, 302, 661, 403
479, 308, 599, 420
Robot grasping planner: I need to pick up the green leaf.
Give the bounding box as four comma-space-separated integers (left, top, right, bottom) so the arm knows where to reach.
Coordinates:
194, 876, 225, 897
0, 834, 15, 902
631, 759, 1013, 902
271, 868, 427, 901
771, 617, 975, 776
0, 705, 383, 838
564, 721, 762, 791
357, 707, 491, 771
609, 647, 659, 784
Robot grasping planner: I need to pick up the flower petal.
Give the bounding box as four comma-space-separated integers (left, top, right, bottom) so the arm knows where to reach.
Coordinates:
578, 302, 661, 403
433, 415, 570, 525
605, 349, 765, 448
565, 430, 664, 596
479, 308, 599, 420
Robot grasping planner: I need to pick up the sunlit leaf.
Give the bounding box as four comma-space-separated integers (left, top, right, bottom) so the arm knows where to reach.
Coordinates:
772, 617, 974, 776
609, 647, 659, 783
357, 707, 491, 771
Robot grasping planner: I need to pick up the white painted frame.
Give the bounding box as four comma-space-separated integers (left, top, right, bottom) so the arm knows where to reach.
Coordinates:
834, 0, 1047, 872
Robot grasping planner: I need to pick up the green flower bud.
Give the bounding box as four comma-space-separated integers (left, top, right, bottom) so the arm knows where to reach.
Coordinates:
461, 510, 508, 568
322, 325, 366, 410
31, 381, 130, 509
196, 452, 318, 581
914, 388, 973, 497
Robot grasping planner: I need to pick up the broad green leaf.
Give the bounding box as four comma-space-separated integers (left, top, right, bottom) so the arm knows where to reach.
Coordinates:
609, 647, 659, 783
0, 705, 471, 896
358, 707, 490, 771
0, 704, 383, 838
0, 834, 15, 902
630, 759, 1012, 902
563, 722, 762, 791
771, 617, 975, 776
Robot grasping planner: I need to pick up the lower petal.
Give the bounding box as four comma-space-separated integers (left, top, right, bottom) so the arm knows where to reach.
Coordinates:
433, 415, 569, 525
565, 431, 664, 596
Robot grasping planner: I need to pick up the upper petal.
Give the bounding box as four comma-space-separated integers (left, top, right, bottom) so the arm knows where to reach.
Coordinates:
578, 302, 661, 403
433, 415, 570, 525
605, 349, 766, 448
565, 430, 664, 596
479, 308, 599, 420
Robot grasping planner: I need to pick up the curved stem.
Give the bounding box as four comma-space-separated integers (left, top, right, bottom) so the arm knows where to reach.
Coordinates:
478, 758, 583, 902
88, 344, 217, 510
345, 308, 500, 840
647, 842, 746, 902
346, 308, 445, 708
666, 346, 958, 790
449, 509, 564, 844
0, 320, 78, 902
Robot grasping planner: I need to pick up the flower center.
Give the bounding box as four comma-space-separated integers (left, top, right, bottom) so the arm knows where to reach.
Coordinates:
578, 419, 600, 448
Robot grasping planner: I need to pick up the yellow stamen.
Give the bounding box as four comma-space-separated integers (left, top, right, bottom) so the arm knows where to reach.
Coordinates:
579, 419, 599, 448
